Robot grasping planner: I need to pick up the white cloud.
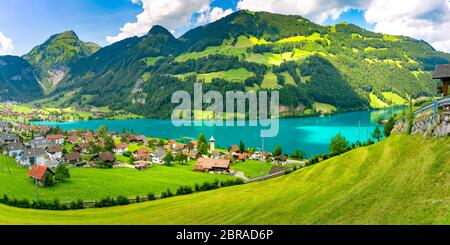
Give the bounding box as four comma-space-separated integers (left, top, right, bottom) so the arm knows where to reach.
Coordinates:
196, 7, 234, 26
364, 0, 450, 53
0, 32, 14, 55
237, 0, 367, 24
236, 0, 450, 53
107, 0, 213, 43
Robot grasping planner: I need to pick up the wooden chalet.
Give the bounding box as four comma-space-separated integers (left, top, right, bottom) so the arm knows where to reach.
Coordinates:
433, 64, 450, 97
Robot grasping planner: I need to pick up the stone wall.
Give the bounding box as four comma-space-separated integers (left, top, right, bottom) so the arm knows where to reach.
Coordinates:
393, 113, 450, 137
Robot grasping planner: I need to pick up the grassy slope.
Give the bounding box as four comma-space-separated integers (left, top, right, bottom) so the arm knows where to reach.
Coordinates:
0, 159, 233, 202
1, 134, 449, 224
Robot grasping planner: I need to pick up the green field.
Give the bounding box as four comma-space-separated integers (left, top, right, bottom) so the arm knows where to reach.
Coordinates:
369, 93, 388, 108
0, 158, 234, 202
1, 134, 448, 224
175, 68, 254, 83
231, 160, 273, 179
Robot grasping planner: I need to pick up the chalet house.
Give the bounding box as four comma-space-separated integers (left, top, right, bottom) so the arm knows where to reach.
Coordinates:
172, 143, 186, 153
230, 145, 240, 153
20, 148, 47, 166
135, 148, 150, 161
0, 133, 20, 145
187, 140, 197, 152
0, 121, 11, 132
28, 138, 51, 149
37, 126, 51, 135
165, 139, 177, 150
74, 142, 90, 154
4, 142, 25, 158
82, 130, 94, 138
108, 131, 118, 139
134, 135, 148, 145
46, 134, 65, 145
46, 145, 63, 160
96, 152, 116, 163
272, 155, 288, 164
433, 64, 450, 97
64, 152, 83, 165
67, 135, 78, 144
15, 124, 36, 134
151, 147, 167, 164
114, 142, 129, 154
28, 165, 55, 186
83, 135, 95, 143
233, 153, 250, 161
194, 158, 231, 174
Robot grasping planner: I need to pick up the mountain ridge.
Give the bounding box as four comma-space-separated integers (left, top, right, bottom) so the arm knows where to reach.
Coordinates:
2, 10, 450, 115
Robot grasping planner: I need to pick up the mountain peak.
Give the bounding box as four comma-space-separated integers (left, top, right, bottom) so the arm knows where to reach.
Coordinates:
147, 25, 174, 37
50, 30, 80, 41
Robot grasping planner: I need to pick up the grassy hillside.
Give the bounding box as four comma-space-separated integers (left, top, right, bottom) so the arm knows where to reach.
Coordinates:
1, 134, 448, 224
0, 158, 233, 202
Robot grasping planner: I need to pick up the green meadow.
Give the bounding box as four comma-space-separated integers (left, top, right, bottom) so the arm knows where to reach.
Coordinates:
0, 158, 234, 202
0, 134, 448, 224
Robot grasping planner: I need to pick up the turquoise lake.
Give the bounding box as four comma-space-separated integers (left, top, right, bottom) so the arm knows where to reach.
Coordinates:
36, 108, 405, 157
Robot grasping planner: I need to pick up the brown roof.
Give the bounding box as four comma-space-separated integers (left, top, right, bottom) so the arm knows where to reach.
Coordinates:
28, 165, 53, 180
46, 134, 64, 140
68, 135, 78, 143
195, 158, 230, 171
99, 152, 115, 162
64, 152, 82, 162
231, 145, 239, 152
115, 142, 128, 150
432, 64, 450, 79
46, 145, 62, 154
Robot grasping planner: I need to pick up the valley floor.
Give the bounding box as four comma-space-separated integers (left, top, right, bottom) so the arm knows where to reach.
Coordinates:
0, 134, 449, 225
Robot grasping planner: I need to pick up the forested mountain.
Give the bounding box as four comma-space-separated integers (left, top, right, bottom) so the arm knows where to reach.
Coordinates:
23, 31, 100, 92
17, 11, 450, 117
0, 56, 43, 102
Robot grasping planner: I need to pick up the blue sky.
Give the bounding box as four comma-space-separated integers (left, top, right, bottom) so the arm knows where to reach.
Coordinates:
0, 0, 449, 55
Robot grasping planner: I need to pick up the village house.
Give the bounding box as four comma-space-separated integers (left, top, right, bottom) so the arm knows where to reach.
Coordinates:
134, 148, 150, 161
28, 165, 55, 186
83, 135, 95, 143
37, 125, 52, 135
0, 121, 11, 132
0, 133, 20, 145
67, 135, 78, 144
46, 145, 63, 160
4, 142, 25, 158
74, 142, 90, 154
151, 147, 167, 164
108, 131, 118, 139
230, 145, 240, 153
64, 152, 83, 166
27, 137, 51, 149
187, 140, 197, 152
114, 142, 129, 154
20, 148, 47, 166
194, 158, 231, 174
134, 135, 148, 145
46, 134, 65, 145
165, 139, 177, 150
96, 151, 116, 163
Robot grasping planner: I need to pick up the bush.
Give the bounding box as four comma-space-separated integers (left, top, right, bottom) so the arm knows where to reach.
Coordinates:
176, 186, 193, 195
70, 199, 85, 209
147, 193, 156, 201
161, 189, 173, 198
117, 195, 130, 205
123, 151, 132, 158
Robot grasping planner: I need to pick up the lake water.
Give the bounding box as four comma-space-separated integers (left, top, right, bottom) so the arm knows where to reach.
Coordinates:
36, 108, 405, 157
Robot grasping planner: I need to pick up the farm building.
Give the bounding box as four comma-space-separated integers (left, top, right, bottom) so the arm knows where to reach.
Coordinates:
194, 158, 231, 174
